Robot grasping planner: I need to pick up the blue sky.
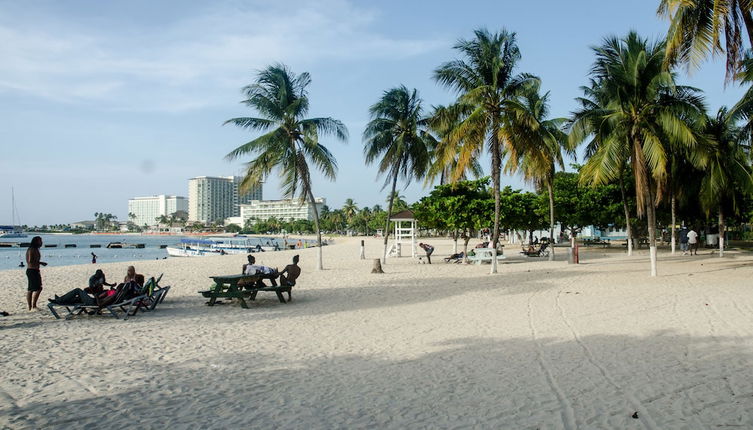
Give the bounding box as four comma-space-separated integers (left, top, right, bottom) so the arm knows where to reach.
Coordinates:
0, 0, 746, 225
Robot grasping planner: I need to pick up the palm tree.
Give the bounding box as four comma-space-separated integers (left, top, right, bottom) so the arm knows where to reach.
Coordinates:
504, 82, 570, 261
225, 64, 348, 270
342, 198, 359, 223
573, 32, 706, 276
701, 107, 753, 256
385, 191, 409, 211
658, 0, 753, 80
434, 28, 538, 273
424, 104, 484, 186
363, 85, 430, 264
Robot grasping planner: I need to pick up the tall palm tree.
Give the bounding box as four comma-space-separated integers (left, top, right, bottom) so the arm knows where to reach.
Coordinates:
571, 81, 637, 256
701, 107, 753, 256
658, 0, 753, 81
434, 28, 537, 273
504, 82, 570, 261
225, 64, 348, 270
385, 191, 409, 211
573, 32, 706, 276
363, 85, 430, 264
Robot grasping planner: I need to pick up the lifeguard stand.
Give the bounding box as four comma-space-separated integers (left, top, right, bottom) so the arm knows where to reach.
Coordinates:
388, 210, 417, 258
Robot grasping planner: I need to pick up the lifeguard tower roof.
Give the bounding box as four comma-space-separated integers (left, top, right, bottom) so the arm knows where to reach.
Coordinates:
389, 210, 415, 221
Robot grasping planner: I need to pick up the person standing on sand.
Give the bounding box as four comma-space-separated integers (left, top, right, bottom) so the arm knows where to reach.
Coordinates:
687, 228, 699, 256
25, 236, 47, 311
419, 242, 435, 264
679, 226, 689, 255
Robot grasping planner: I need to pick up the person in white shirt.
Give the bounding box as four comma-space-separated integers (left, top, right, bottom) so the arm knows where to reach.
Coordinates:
687, 228, 699, 256
243, 255, 278, 287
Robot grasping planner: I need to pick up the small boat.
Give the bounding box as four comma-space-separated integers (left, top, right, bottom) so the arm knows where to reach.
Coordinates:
165, 238, 274, 257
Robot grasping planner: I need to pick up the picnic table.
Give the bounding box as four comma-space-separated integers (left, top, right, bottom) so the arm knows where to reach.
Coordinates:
467, 248, 507, 265
199, 274, 261, 309
584, 239, 611, 248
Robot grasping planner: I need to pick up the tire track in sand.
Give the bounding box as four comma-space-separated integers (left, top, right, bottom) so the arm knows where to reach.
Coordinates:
554, 290, 660, 430
526, 289, 577, 430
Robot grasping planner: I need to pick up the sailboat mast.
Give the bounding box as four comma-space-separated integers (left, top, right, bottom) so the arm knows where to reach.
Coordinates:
11, 187, 14, 226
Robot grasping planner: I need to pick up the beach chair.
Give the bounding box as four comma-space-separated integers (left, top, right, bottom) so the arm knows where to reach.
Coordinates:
48, 280, 150, 320
138, 274, 171, 311
444, 252, 464, 263
520, 242, 550, 257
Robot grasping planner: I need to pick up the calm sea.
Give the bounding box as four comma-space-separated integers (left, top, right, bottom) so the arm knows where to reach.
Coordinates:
0, 234, 309, 271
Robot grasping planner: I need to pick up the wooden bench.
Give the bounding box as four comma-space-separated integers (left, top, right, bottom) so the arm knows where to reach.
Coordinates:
249, 284, 293, 303
199, 274, 294, 307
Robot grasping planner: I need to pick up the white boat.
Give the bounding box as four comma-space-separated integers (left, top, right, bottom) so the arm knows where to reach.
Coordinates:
166, 238, 278, 257
1, 188, 26, 239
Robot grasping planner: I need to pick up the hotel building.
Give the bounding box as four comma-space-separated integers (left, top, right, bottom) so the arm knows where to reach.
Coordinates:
188, 176, 262, 224
128, 195, 188, 227
239, 197, 325, 225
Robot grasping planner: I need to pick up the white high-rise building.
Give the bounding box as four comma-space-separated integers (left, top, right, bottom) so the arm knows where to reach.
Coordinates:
188, 176, 262, 223
128, 195, 188, 227
239, 197, 325, 225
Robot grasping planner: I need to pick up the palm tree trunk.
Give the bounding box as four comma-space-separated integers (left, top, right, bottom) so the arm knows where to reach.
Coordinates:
670, 191, 677, 255
743, 10, 753, 48
618, 172, 633, 256
382, 171, 400, 264
646, 179, 658, 277
719, 207, 725, 258
306, 188, 324, 270
490, 124, 501, 274
546, 180, 555, 262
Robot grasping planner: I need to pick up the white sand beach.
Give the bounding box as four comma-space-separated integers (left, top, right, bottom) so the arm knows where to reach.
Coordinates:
2, 237, 753, 429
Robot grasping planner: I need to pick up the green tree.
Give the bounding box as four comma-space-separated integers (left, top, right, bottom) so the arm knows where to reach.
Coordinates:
341, 198, 359, 224
363, 85, 430, 263
658, 0, 753, 80
414, 178, 494, 262
434, 28, 538, 273
573, 32, 706, 276
701, 107, 753, 256
504, 81, 570, 260
225, 64, 348, 270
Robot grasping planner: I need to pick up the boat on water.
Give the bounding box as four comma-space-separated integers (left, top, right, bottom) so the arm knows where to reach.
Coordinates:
1, 188, 27, 239
165, 238, 279, 258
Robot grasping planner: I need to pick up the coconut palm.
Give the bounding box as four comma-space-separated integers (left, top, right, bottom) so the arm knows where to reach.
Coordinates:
504, 82, 570, 261
424, 104, 484, 186
701, 107, 753, 256
658, 0, 753, 80
363, 85, 430, 264
225, 64, 348, 270
572, 32, 706, 276
434, 28, 538, 273
342, 198, 359, 224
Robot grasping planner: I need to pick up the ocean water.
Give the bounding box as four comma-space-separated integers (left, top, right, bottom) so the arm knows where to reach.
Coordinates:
0, 234, 311, 271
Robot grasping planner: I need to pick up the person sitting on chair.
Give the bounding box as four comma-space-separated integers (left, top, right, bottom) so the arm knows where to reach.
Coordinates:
243, 255, 278, 288
85, 269, 116, 295
279, 255, 301, 287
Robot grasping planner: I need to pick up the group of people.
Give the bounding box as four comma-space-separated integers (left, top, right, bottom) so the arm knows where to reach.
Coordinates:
241, 254, 301, 288
48, 266, 144, 309
679, 226, 700, 256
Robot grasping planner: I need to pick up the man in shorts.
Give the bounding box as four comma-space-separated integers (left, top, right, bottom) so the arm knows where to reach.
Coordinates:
687, 228, 699, 256
25, 236, 47, 311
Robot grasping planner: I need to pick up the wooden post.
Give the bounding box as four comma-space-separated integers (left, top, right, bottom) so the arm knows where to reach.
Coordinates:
371, 258, 384, 273
360, 240, 365, 260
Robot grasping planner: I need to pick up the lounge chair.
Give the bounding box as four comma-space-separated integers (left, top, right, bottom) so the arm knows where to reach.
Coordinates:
521, 242, 550, 257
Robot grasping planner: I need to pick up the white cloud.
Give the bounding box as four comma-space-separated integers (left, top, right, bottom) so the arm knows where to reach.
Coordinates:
0, 0, 444, 112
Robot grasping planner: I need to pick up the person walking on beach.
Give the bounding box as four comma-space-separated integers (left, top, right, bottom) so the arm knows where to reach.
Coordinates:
679, 226, 689, 255
687, 228, 699, 256
419, 242, 435, 264
25, 236, 47, 311
91, 252, 97, 264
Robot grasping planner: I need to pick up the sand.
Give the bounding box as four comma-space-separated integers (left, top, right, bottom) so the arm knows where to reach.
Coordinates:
2, 237, 753, 429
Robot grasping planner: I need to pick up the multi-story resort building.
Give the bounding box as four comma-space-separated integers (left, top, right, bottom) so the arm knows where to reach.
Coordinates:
188, 176, 262, 224
128, 195, 188, 227
239, 197, 325, 225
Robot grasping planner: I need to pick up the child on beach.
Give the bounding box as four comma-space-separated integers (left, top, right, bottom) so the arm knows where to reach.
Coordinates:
25, 236, 47, 311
